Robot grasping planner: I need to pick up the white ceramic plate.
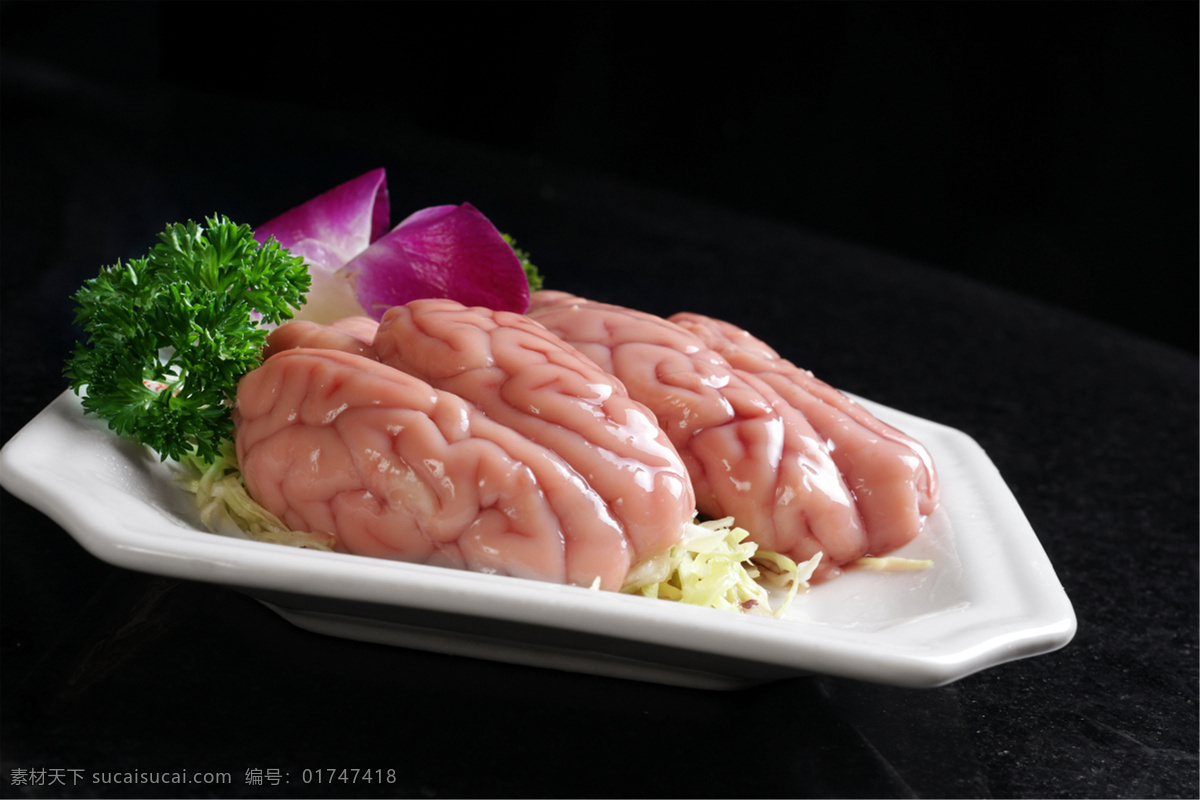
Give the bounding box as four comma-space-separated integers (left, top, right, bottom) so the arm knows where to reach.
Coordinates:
0, 391, 1075, 690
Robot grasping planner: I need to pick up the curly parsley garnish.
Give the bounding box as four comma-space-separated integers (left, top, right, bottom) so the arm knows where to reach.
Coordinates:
502, 233, 544, 292
65, 215, 310, 463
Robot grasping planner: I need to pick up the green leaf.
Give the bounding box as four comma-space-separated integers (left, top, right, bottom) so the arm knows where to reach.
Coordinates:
64, 215, 311, 463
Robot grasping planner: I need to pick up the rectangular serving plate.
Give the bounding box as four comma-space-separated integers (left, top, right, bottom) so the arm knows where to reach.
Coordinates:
0, 391, 1075, 690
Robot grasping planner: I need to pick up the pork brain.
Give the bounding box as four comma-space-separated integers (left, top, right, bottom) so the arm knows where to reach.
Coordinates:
374, 298, 696, 565
669, 311, 939, 557
234, 346, 635, 589
527, 291, 872, 578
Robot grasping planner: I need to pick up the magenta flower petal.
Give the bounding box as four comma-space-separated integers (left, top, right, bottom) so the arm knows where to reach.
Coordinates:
344, 202, 530, 319
254, 168, 389, 273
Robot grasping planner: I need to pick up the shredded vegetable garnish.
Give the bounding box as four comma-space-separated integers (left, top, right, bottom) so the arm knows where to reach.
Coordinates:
173, 441, 335, 551
621, 517, 821, 617
852, 556, 934, 572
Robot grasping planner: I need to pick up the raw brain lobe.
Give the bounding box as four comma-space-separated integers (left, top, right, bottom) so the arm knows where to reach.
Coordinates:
527, 291, 939, 580
234, 301, 695, 590
668, 310, 939, 557
372, 299, 696, 567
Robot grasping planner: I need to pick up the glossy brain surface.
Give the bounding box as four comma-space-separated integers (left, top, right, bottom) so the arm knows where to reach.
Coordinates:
669, 311, 939, 558
528, 291, 939, 579
374, 299, 695, 567
234, 345, 638, 589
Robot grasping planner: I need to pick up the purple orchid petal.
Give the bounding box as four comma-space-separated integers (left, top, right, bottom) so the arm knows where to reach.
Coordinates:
254, 168, 389, 273
343, 202, 530, 319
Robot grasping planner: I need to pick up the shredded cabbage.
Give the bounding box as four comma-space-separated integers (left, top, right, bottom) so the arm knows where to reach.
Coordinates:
852, 556, 933, 572
621, 517, 821, 617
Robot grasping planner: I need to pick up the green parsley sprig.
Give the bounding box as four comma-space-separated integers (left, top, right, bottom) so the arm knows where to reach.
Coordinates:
501, 233, 544, 292
65, 215, 311, 464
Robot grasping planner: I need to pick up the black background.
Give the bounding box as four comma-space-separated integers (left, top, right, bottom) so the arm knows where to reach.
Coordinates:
2, 1, 1196, 354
